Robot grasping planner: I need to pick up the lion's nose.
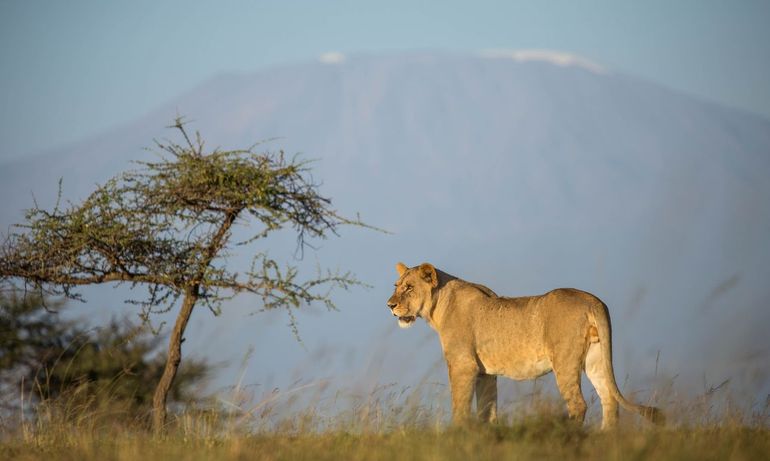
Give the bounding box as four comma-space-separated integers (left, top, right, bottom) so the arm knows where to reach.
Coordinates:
387, 301, 397, 310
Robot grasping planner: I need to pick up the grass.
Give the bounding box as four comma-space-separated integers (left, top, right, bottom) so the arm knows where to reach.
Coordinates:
2, 420, 769, 461
2, 381, 769, 461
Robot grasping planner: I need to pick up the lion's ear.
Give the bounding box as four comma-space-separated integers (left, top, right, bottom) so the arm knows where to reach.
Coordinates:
419, 263, 438, 288
396, 262, 408, 276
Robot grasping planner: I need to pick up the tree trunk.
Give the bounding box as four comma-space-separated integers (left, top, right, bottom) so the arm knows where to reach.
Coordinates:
151, 287, 198, 434
150, 210, 237, 434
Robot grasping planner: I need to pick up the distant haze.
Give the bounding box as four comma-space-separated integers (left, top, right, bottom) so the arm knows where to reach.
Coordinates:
2, 52, 768, 404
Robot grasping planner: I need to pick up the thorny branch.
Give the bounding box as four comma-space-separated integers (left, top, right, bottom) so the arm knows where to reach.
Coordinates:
0, 118, 377, 332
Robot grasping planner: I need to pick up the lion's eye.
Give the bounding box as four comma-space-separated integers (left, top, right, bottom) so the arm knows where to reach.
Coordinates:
404, 285, 413, 292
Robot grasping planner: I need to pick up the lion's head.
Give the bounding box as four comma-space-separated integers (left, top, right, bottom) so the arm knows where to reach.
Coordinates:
386, 262, 438, 328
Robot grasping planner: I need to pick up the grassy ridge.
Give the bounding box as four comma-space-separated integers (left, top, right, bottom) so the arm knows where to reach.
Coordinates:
3, 423, 769, 461
3, 377, 768, 460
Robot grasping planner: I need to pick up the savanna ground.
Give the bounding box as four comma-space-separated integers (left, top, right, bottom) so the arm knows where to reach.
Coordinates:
2, 378, 768, 461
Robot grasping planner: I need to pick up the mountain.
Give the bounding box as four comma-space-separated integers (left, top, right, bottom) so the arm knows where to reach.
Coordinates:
2, 52, 769, 402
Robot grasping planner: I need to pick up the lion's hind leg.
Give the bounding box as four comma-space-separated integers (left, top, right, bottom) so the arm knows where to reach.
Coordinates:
552, 364, 587, 423
585, 342, 618, 429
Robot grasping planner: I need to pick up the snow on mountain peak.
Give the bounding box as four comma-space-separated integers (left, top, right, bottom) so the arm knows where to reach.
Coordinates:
318, 51, 347, 64
478, 48, 607, 74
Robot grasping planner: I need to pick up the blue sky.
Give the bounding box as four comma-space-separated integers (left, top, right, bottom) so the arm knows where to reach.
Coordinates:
1, 0, 769, 162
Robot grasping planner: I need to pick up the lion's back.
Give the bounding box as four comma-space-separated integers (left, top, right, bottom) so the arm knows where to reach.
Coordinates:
459, 286, 604, 343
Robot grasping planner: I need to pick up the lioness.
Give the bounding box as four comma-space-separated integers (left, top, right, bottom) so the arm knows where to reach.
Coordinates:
386, 262, 662, 429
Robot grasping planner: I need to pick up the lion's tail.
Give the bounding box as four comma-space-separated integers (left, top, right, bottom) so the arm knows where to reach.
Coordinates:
591, 302, 665, 426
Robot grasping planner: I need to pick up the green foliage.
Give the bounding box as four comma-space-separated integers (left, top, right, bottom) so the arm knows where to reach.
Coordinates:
0, 118, 376, 431
0, 118, 372, 328
0, 294, 210, 413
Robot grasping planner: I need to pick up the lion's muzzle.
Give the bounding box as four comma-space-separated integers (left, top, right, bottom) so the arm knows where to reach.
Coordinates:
388, 297, 416, 328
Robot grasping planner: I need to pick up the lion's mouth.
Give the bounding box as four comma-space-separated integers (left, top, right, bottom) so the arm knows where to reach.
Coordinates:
397, 315, 416, 329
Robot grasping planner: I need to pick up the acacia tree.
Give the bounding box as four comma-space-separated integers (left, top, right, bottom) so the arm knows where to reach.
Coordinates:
0, 119, 371, 433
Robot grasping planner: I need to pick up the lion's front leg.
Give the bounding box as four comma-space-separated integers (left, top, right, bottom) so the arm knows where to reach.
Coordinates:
475, 374, 497, 423
447, 360, 478, 425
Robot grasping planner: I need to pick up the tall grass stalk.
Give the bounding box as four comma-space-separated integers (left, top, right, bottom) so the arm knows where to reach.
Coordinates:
2, 371, 768, 461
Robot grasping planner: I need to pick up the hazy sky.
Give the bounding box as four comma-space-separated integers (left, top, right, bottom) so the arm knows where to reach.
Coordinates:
1, 0, 769, 162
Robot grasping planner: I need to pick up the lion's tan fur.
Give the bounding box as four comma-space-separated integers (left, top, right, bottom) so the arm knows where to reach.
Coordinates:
386, 262, 663, 429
